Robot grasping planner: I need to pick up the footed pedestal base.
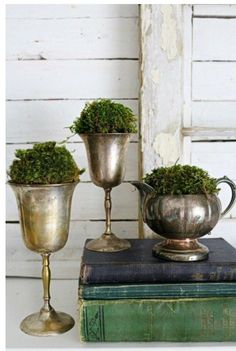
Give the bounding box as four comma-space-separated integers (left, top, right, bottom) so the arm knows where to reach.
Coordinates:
152, 239, 209, 262
20, 307, 75, 336
86, 233, 131, 252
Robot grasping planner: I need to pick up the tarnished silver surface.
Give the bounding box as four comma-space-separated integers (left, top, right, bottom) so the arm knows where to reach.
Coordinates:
80, 133, 130, 188
152, 239, 209, 262
80, 133, 131, 252
9, 182, 78, 336
141, 193, 222, 239
10, 182, 77, 253
132, 176, 236, 261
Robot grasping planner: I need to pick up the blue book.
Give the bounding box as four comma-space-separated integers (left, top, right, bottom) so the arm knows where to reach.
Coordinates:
80, 238, 236, 284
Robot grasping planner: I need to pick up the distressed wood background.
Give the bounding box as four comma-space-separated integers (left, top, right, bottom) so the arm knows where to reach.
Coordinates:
186, 5, 236, 246
140, 5, 236, 245
6, 4, 140, 278
6, 4, 236, 278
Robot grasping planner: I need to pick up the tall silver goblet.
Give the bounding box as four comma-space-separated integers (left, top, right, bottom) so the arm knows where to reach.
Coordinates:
9, 182, 78, 336
80, 133, 131, 252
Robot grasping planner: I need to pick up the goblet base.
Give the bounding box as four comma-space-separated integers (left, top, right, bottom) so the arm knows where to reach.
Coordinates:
152, 239, 209, 262
20, 307, 75, 336
86, 233, 131, 252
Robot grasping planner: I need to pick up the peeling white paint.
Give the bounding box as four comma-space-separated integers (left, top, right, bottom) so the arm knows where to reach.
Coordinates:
160, 5, 178, 60
140, 4, 183, 173
151, 68, 159, 84
153, 129, 181, 166
142, 5, 152, 36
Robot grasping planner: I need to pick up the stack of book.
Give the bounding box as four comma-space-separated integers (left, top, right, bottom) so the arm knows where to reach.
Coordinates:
79, 238, 236, 342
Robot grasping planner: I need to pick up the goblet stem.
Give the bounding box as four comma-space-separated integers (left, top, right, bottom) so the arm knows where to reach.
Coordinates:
41, 253, 52, 312
104, 188, 112, 235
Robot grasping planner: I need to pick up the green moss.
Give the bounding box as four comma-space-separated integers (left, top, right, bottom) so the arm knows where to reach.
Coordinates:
143, 165, 219, 195
70, 99, 137, 134
8, 141, 84, 184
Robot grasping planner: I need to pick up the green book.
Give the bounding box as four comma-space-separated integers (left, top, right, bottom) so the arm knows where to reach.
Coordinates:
79, 282, 236, 300
79, 297, 236, 342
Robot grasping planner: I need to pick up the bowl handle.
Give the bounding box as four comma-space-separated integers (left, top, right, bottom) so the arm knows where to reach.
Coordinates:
217, 176, 236, 217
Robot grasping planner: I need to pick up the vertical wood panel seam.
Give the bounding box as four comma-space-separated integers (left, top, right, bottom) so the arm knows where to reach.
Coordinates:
182, 5, 192, 164
138, 4, 143, 239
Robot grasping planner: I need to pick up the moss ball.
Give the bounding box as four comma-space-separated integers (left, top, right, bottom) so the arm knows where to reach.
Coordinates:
8, 141, 84, 184
70, 99, 137, 134
143, 164, 219, 195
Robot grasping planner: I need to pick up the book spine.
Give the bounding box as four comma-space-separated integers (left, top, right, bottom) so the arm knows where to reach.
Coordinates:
80, 263, 236, 284
79, 297, 236, 342
79, 282, 236, 300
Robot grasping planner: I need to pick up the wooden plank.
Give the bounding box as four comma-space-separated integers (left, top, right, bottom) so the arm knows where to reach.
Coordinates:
6, 60, 139, 100
6, 182, 139, 222
191, 141, 236, 218
182, 6, 192, 166
194, 5, 236, 17
140, 5, 183, 171
192, 62, 236, 101
6, 18, 139, 60
191, 141, 236, 179
192, 102, 236, 128
140, 4, 184, 236
6, 221, 139, 278
182, 136, 191, 164
6, 100, 139, 143
6, 5, 139, 19
211, 219, 236, 248
6, 142, 138, 182
193, 18, 236, 61
183, 5, 192, 128
183, 127, 236, 140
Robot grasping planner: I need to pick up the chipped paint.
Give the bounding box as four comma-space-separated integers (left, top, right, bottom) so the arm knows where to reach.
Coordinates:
151, 68, 159, 84
153, 129, 181, 166
140, 4, 184, 236
142, 4, 152, 36
160, 5, 178, 60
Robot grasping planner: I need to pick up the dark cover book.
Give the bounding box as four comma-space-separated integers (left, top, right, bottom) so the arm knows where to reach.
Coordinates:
80, 238, 236, 284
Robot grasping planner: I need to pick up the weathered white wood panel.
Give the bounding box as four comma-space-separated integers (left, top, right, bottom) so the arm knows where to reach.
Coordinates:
211, 219, 236, 248
6, 221, 139, 278
140, 5, 183, 172
140, 4, 184, 236
191, 142, 236, 218
6, 143, 138, 182
183, 5, 192, 128
192, 102, 236, 128
6, 100, 138, 143
191, 142, 236, 179
6, 182, 138, 222
6, 60, 139, 100
193, 18, 236, 61
6, 18, 139, 60
6, 5, 139, 19
194, 5, 236, 17
6, 4, 140, 278
183, 128, 236, 140
192, 62, 236, 101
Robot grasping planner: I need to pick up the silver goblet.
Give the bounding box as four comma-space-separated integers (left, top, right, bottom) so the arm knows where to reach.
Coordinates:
80, 133, 131, 252
9, 182, 78, 336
